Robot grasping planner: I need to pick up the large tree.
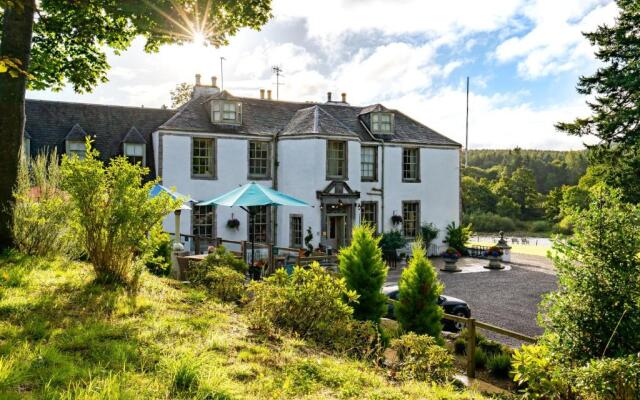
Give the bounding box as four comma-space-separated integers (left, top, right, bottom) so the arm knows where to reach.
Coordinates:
556, 0, 640, 203
0, 0, 272, 249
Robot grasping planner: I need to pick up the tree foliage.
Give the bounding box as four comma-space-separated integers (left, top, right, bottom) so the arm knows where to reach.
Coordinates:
60, 140, 180, 287
170, 82, 194, 108
0, 0, 273, 248
395, 239, 443, 338
338, 225, 388, 322
556, 0, 640, 203
540, 186, 640, 360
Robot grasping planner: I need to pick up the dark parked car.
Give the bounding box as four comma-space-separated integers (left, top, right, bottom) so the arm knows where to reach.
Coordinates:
382, 285, 471, 332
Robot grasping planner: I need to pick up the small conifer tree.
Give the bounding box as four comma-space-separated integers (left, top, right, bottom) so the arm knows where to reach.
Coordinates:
396, 238, 443, 337
338, 224, 388, 322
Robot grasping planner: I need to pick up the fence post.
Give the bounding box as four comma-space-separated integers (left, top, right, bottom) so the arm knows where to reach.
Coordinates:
241, 241, 247, 263
466, 318, 476, 379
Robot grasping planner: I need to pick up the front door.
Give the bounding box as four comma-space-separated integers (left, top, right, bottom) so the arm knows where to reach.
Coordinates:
327, 214, 346, 250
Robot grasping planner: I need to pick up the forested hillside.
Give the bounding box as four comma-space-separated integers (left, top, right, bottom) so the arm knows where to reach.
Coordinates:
466, 149, 588, 194
462, 148, 590, 234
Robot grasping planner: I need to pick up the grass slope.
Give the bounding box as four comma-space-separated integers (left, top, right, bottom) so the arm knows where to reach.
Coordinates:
0, 253, 489, 399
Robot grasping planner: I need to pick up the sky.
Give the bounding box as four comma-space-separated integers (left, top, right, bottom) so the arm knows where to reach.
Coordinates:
26, 0, 619, 150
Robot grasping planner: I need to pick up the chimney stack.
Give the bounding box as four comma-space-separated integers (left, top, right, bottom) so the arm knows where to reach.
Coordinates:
195, 73, 202, 86
267, 89, 272, 100
341, 92, 347, 103
260, 89, 265, 99
211, 76, 217, 87
327, 92, 332, 102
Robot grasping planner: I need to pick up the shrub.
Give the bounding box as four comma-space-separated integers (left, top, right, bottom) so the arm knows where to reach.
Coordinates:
202, 267, 245, 302
389, 333, 454, 383
474, 347, 488, 369
479, 338, 504, 356
463, 212, 516, 233
540, 187, 640, 360
189, 246, 248, 283
60, 140, 180, 287
395, 238, 443, 338
530, 220, 551, 233
453, 337, 466, 355
246, 263, 358, 348
338, 225, 388, 322
11, 150, 78, 258
419, 223, 439, 248
487, 353, 512, 379
143, 226, 172, 276
378, 230, 406, 260
444, 222, 473, 253
334, 320, 384, 361
572, 355, 639, 399
512, 344, 570, 399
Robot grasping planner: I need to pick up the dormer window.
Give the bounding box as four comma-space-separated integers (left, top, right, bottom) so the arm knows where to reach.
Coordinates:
124, 143, 145, 165
212, 100, 242, 124
371, 112, 393, 134
66, 141, 86, 159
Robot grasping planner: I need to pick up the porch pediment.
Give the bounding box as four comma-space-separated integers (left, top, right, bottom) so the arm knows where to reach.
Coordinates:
316, 181, 360, 203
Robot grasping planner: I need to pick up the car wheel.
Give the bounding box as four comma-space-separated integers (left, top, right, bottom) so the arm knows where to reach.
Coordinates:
453, 310, 467, 332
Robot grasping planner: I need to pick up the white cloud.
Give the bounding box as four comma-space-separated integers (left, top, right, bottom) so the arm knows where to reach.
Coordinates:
387, 87, 595, 150
495, 0, 618, 78
273, 0, 525, 41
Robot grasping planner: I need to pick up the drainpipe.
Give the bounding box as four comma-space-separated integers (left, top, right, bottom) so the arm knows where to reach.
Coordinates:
272, 130, 281, 246
359, 120, 385, 232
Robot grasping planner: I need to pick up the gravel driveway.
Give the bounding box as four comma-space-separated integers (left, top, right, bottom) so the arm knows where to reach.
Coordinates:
386, 258, 558, 347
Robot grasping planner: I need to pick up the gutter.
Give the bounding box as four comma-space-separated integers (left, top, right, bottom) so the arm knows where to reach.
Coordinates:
359, 120, 385, 233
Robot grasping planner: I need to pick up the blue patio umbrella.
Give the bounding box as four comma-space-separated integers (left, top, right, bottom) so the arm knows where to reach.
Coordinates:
150, 184, 191, 246
197, 182, 309, 275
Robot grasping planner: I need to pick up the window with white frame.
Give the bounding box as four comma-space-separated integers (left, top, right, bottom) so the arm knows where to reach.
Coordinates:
191, 138, 216, 178
23, 137, 30, 157
211, 100, 242, 124
402, 201, 420, 238
371, 112, 393, 134
124, 143, 145, 165
66, 141, 86, 159
249, 205, 269, 243
290, 214, 303, 248
193, 205, 215, 238
361, 146, 377, 181
326, 140, 347, 179
360, 201, 378, 233
248, 141, 270, 179
402, 148, 419, 182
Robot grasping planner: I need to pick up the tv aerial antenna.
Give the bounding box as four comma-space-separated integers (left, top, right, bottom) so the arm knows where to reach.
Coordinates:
272, 66, 284, 100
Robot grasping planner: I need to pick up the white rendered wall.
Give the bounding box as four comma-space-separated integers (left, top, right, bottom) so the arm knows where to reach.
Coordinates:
157, 131, 460, 249
159, 133, 273, 246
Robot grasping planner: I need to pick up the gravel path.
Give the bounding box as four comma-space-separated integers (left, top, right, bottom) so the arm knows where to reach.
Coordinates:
386, 257, 558, 347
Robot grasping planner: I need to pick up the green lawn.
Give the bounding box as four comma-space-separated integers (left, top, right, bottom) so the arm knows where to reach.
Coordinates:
0, 253, 491, 399
469, 241, 553, 258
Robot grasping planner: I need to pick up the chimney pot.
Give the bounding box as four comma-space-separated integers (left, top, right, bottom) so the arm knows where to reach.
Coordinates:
195, 74, 201, 86
267, 89, 272, 100
327, 92, 332, 102
211, 76, 217, 87
260, 89, 265, 99
341, 92, 347, 103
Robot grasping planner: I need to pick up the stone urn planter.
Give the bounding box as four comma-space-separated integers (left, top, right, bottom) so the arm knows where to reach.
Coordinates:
485, 255, 504, 270
440, 247, 462, 272
484, 246, 505, 270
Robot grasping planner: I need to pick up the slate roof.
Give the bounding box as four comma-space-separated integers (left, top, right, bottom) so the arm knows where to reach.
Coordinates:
25, 99, 176, 177
161, 91, 460, 146
281, 106, 359, 138
122, 126, 147, 144
64, 123, 88, 141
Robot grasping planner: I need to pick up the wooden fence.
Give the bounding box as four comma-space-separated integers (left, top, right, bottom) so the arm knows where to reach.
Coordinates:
442, 313, 537, 378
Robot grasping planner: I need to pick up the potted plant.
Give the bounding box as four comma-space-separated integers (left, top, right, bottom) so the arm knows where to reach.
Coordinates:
391, 215, 403, 226
304, 227, 314, 256
441, 247, 461, 272
226, 217, 240, 230
484, 246, 504, 270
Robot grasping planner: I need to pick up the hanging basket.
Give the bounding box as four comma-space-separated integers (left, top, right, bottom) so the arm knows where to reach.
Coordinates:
391, 215, 403, 226
226, 218, 240, 230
